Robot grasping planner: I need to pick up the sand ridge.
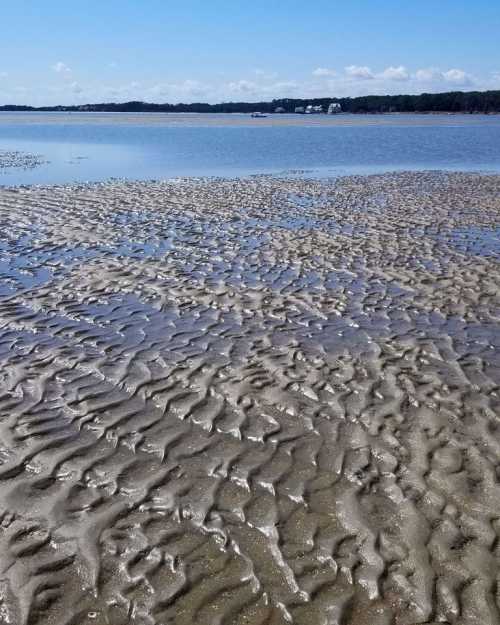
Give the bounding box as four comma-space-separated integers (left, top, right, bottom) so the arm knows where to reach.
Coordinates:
0, 171, 499, 624
2, 112, 500, 128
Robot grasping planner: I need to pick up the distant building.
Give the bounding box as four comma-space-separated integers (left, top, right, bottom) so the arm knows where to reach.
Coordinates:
327, 102, 342, 114
274, 106, 286, 113
294, 106, 305, 114
305, 104, 323, 114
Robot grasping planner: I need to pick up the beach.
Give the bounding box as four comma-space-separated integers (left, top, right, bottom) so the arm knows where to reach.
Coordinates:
0, 171, 499, 624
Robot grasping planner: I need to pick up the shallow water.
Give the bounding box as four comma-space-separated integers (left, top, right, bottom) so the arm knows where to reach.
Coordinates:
2, 112, 500, 184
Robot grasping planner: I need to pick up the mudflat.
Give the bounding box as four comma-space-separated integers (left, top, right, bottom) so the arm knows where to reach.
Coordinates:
0, 171, 499, 625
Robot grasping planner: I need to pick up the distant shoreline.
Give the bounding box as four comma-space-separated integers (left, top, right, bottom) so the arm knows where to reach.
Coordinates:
2, 88, 500, 115
1, 110, 500, 116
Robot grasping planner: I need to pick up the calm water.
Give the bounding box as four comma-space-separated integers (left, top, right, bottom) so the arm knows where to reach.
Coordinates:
2, 112, 500, 185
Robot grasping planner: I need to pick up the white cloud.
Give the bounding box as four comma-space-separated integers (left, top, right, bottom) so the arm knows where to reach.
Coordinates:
345, 65, 374, 80
0, 71, 8, 79
227, 79, 258, 94
52, 61, 72, 75
414, 67, 472, 86
415, 67, 442, 82
378, 65, 409, 81
103, 81, 142, 98
270, 80, 299, 92
312, 67, 336, 77
149, 84, 168, 97
2, 63, 485, 107
177, 79, 210, 97
443, 68, 471, 85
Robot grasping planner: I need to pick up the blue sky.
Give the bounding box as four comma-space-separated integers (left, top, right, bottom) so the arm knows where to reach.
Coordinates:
1, 0, 499, 104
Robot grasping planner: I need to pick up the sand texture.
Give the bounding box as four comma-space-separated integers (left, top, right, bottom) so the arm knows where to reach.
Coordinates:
0, 171, 499, 624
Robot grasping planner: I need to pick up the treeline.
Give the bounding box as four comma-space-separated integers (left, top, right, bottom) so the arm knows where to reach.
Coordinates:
2, 90, 500, 114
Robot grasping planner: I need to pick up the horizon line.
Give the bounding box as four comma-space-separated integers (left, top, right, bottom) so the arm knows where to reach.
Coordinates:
1, 87, 500, 110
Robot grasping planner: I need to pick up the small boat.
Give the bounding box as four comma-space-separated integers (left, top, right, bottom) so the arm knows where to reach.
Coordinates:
251, 112, 267, 118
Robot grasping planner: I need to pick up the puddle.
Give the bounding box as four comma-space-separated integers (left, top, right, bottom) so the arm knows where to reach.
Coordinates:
444, 225, 500, 257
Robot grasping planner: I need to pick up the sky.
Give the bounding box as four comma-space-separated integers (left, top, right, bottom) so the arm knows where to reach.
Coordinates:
1, 0, 500, 105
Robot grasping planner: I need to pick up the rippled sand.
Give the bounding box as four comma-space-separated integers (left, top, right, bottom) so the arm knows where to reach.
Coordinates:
0, 172, 499, 625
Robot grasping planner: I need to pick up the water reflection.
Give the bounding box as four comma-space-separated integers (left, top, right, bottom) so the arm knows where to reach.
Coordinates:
2, 113, 500, 185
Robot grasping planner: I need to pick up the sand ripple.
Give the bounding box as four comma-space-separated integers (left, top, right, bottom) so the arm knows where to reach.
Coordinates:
0, 171, 499, 624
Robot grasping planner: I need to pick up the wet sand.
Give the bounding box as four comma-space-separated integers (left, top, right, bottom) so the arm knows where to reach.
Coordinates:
0, 171, 499, 624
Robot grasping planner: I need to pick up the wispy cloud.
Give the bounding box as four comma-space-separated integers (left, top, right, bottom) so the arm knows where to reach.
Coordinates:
226, 79, 299, 99
253, 69, 278, 80
150, 79, 210, 100
51, 61, 72, 75
227, 79, 258, 94
312, 67, 336, 77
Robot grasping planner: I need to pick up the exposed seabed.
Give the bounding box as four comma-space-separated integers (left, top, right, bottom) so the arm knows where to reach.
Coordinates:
0, 171, 499, 624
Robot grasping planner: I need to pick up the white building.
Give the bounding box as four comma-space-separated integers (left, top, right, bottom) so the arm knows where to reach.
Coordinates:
305, 104, 323, 114
327, 102, 342, 114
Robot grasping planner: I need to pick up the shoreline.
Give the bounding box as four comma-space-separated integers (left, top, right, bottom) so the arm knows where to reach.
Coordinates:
2, 111, 500, 128
1, 166, 500, 191
0, 171, 499, 624
1, 109, 499, 114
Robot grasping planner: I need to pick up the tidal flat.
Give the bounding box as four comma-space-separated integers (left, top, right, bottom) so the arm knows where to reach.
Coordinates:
0, 171, 499, 624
